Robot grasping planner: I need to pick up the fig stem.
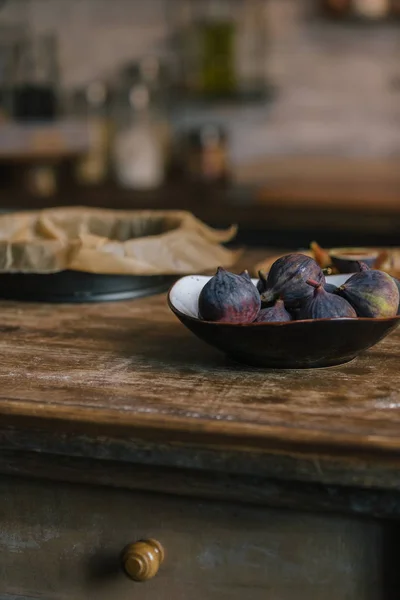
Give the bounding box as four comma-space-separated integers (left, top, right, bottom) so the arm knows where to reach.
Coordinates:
356, 261, 370, 272
258, 270, 267, 282
306, 278, 322, 289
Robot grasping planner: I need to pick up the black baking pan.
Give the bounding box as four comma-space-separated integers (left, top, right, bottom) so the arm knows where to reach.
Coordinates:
0, 270, 177, 303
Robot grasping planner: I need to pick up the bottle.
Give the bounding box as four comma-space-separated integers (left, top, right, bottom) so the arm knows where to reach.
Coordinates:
113, 83, 170, 190
75, 81, 112, 185
184, 124, 230, 185
171, 0, 271, 102
236, 0, 269, 100
175, 0, 237, 99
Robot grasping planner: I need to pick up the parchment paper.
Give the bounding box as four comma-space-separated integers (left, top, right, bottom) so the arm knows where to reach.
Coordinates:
0, 207, 239, 275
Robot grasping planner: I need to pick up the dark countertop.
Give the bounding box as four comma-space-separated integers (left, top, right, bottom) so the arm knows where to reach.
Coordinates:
0, 249, 400, 513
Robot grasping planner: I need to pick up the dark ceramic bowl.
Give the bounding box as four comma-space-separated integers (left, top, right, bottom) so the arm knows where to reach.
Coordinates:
329, 247, 379, 273
168, 274, 400, 369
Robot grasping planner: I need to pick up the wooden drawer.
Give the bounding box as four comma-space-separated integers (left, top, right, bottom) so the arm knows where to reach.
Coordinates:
0, 474, 383, 600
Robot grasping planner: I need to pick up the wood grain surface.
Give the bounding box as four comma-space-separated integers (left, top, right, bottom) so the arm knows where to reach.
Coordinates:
0, 250, 399, 476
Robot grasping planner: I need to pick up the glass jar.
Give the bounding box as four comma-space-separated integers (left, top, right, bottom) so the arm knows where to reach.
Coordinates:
10, 34, 59, 121
113, 83, 170, 190
171, 0, 269, 101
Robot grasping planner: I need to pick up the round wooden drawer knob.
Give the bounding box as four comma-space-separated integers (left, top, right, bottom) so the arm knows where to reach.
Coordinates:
122, 539, 164, 582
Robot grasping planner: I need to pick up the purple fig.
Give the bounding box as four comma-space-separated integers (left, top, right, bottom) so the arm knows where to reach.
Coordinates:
257, 270, 274, 308
288, 306, 301, 320
352, 263, 399, 315
254, 299, 293, 323
199, 267, 260, 323
240, 270, 252, 282
355, 261, 370, 272
298, 279, 356, 320
391, 276, 400, 315
257, 270, 267, 294
324, 282, 338, 294
338, 270, 399, 318
260, 254, 325, 307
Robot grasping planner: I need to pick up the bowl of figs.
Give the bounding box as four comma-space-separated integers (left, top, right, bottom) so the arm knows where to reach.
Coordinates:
168, 253, 400, 369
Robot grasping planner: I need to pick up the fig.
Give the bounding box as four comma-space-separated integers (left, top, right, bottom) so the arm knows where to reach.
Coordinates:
254, 299, 292, 323
354, 261, 370, 272
298, 279, 356, 320
352, 263, 399, 314
240, 270, 252, 282
199, 267, 260, 323
338, 270, 399, 318
391, 277, 400, 315
260, 254, 325, 307
324, 282, 338, 294
288, 306, 301, 320
256, 270, 267, 294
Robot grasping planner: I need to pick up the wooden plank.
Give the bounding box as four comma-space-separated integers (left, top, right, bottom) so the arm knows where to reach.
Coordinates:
0, 249, 398, 473
2, 450, 400, 520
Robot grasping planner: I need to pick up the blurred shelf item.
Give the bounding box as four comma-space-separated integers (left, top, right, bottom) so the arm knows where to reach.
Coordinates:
0, 121, 90, 161
170, 0, 274, 105
180, 123, 230, 184
23, 164, 58, 198
321, 0, 352, 18
112, 83, 171, 191
116, 56, 172, 109
0, 23, 28, 120
320, 0, 400, 19
353, 0, 389, 18
10, 34, 60, 122
72, 81, 113, 186
0, 119, 90, 199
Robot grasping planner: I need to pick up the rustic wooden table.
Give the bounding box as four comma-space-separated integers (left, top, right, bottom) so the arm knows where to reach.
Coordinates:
1, 251, 400, 599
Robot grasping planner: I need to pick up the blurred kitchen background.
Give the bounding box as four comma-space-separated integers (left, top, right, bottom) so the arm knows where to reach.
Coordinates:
0, 0, 399, 248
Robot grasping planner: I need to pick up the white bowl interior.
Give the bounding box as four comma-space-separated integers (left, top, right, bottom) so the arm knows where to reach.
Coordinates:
169, 274, 352, 319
